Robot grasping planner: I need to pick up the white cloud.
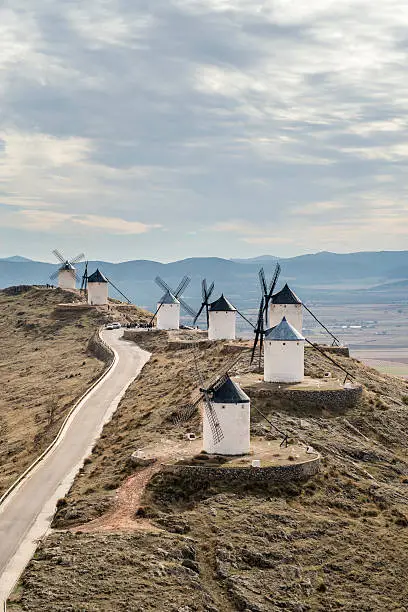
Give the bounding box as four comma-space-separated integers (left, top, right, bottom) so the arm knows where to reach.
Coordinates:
0, 208, 161, 235
0, 0, 407, 259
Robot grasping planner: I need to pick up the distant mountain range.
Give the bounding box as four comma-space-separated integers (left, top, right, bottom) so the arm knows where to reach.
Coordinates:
0, 251, 407, 311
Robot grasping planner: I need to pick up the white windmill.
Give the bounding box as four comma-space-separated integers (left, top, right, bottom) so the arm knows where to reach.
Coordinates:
201, 375, 251, 455
208, 294, 237, 340
150, 275, 195, 330
263, 317, 305, 383
50, 250, 84, 290
269, 284, 303, 332
180, 352, 252, 456
87, 268, 109, 305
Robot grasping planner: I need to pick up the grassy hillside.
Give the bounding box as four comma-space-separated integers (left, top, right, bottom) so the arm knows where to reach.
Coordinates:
9, 333, 408, 611
0, 287, 109, 496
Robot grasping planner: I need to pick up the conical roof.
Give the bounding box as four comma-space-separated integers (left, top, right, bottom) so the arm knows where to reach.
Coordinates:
211, 376, 250, 404
60, 261, 75, 271
209, 294, 236, 312
265, 317, 304, 341
159, 290, 179, 305
271, 283, 301, 305
88, 268, 108, 283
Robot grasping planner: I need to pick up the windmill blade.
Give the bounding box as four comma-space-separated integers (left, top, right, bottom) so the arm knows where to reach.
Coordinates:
302, 303, 340, 346
236, 308, 255, 329
267, 262, 281, 298
203, 393, 224, 445
250, 327, 260, 365
106, 278, 132, 304
172, 403, 198, 425
70, 252, 85, 265
205, 281, 215, 301
202, 279, 208, 302
178, 296, 196, 318
259, 267, 268, 296
149, 302, 164, 327
174, 275, 190, 298
209, 372, 230, 394
52, 249, 66, 264
155, 276, 172, 295
49, 270, 60, 281
250, 297, 264, 364
193, 302, 206, 325
201, 349, 248, 394
81, 262, 89, 291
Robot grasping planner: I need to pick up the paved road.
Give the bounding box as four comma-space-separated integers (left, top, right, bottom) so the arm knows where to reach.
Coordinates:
0, 329, 150, 601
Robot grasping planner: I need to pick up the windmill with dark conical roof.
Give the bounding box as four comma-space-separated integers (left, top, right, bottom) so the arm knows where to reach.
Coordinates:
50, 249, 84, 290
264, 317, 305, 383
208, 294, 237, 340
151, 275, 195, 330
87, 268, 109, 305
269, 283, 303, 332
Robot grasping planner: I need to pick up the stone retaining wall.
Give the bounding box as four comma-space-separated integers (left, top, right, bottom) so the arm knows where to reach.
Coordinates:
165, 455, 320, 485
87, 330, 115, 365
310, 345, 350, 357
243, 383, 363, 411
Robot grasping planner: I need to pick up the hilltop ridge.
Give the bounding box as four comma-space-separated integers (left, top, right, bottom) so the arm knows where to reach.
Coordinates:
1, 250, 408, 309
9, 330, 408, 611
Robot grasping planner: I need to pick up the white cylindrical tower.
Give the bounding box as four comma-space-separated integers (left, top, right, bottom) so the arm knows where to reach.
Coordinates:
269, 284, 303, 332
202, 376, 250, 455
264, 317, 305, 383
58, 263, 76, 290
87, 269, 109, 305
157, 291, 180, 330
208, 294, 236, 340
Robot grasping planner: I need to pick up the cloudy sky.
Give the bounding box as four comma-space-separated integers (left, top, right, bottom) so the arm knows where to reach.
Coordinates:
1, 0, 408, 262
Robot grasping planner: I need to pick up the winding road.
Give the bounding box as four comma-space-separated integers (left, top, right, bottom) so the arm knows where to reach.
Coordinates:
0, 329, 150, 602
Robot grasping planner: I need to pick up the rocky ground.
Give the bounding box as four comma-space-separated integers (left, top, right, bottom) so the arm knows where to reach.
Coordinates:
8, 331, 408, 611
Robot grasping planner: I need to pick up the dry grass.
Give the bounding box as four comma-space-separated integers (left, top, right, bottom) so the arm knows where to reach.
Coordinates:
9, 331, 408, 611
0, 287, 107, 495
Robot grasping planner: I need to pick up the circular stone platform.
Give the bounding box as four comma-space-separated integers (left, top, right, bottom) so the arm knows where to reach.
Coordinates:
163, 439, 321, 485
234, 373, 363, 411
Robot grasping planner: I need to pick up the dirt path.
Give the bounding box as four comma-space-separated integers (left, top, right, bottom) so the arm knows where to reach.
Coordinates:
72, 463, 162, 533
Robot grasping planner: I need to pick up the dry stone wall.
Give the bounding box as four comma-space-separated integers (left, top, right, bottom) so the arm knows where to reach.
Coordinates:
165, 455, 320, 486
244, 384, 363, 411
87, 330, 115, 365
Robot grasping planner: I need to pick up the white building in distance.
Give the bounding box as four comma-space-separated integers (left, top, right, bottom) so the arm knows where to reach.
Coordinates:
202, 376, 250, 455
157, 290, 180, 330
58, 262, 76, 290
208, 294, 236, 340
264, 317, 305, 383
269, 284, 303, 332
87, 269, 109, 305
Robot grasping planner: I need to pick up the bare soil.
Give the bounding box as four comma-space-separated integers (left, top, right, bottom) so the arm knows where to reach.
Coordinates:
9, 330, 408, 611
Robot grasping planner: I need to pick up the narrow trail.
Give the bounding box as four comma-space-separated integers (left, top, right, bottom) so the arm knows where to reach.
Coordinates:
72, 463, 163, 533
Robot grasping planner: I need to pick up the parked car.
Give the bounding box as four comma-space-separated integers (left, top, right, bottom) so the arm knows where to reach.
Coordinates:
111, 322, 121, 329
105, 324, 114, 330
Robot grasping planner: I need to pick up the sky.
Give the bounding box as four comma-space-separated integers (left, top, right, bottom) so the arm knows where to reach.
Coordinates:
0, 0, 408, 262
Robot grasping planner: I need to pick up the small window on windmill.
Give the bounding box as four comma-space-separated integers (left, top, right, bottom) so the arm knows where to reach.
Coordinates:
221, 405, 226, 409
283, 342, 286, 346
